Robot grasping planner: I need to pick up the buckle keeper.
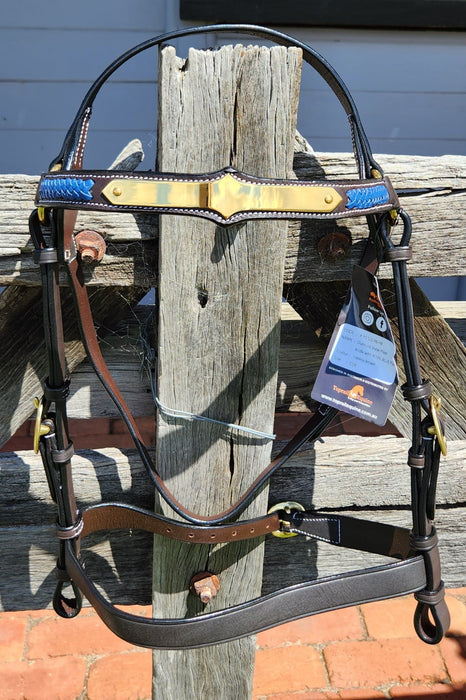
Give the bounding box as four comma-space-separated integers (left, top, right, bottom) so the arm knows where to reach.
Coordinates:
56, 517, 84, 541
414, 581, 446, 607
384, 245, 413, 262
410, 529, 438, 552
51, 442, 74, 465
33, 247, 58, 265
43, 378, 71, 404
402, 379, 432, 402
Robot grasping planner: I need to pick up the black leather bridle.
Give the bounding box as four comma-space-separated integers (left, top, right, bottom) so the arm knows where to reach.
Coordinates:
29, 24, 450, 648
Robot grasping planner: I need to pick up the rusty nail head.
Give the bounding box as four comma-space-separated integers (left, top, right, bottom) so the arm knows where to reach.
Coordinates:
75, 230, 106, 263
190, 572, 220, 604
317, 231, 351, 262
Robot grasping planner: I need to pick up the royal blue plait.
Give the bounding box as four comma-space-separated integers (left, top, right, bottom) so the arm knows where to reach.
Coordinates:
39, 177, 95, 202
346, 184, 389, 210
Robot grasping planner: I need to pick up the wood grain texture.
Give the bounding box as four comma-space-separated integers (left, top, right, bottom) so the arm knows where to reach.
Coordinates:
152, 44, 302, 698
55, 300, 465, 420
1, 152, 464, 285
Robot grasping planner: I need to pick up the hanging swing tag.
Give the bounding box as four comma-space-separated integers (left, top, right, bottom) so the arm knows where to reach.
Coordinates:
311, 266, 398, 426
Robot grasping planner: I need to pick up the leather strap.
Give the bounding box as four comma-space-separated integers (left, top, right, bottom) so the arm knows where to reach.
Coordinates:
49, 24, 380, 178
64, 228, 340, 526
36, 169, 399, 222
67, 503, 411, 552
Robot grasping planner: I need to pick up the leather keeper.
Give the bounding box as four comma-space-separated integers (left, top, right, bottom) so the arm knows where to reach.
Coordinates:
56, 518, 84, 540
408, 448, 425, 469
410, 528, 438, 552
402, 380, 432, 402
384, 245, 412, 262
414, 581, 445, 606
44, 379, 71, 403
33, 247, 58, 265
51, 442, 75, 464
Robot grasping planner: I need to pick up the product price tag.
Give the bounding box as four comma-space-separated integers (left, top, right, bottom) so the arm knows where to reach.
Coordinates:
311, 266, 398, 425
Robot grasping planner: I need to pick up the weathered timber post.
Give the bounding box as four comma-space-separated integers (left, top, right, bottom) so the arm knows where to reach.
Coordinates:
152, 44, 302, 698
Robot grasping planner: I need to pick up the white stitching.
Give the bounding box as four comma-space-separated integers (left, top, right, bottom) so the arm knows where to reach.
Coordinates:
73, 110, 91, 168
44, 171, 388, 188
39, 172, 395, 220
291, 514, 341, 545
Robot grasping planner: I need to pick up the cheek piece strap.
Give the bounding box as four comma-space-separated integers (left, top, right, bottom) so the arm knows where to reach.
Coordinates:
29, 24, 450, 648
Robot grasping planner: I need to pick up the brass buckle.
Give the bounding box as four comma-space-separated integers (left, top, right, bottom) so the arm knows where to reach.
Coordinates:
33, 397, 51, 453
427, 395, 447, 457
268, 501, 305, 538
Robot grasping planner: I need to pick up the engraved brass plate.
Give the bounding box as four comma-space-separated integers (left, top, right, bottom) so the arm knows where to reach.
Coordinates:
101, 170, 342, 219
207, 173, 341, 218
102, 179, 209, 211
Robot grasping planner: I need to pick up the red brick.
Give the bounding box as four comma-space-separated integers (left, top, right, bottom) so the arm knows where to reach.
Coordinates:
440, 636, 466, 685
1, 437, 30, 452
0, 616, 27, 662
253, 645, 327, 696
73, 433, 130, 449
110, 416, 154, 434
9, 609, 52, 620
338, 692, 385, 699
449, 587, 466, 598
257, 608, 363, 649
116, 604, 152, 617
252, 690, 385, 700
67, 417, 111, 437
87, 651, 152, 700
274, 413, 313, 440
361, 593, 466, 641
253, 693, 338, 700
27, 613, 134, 659
444, 594, 466, 637
389, 684, 466, 697
361, 595, 418, 639
324, 638, 446, 689
0, 656, 86, 700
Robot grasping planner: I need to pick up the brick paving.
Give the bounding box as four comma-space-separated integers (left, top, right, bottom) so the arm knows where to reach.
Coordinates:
0, 589, 464, 699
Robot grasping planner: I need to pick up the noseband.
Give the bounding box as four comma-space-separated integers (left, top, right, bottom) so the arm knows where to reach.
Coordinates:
29, 24, 450, 648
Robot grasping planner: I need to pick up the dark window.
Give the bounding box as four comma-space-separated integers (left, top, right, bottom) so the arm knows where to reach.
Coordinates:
180, 1, 466, 30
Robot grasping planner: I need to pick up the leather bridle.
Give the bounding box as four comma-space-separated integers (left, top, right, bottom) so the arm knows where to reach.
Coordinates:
29, 24, 450, 648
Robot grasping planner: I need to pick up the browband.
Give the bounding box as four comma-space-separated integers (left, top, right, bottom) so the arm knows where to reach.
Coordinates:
30, 23, 450, 650
36, 168, 399, 223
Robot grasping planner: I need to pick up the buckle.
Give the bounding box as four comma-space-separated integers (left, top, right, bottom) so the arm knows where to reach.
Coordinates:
268, 501, 305, 538
33, 397, 51, 453
427, 396, 447, 457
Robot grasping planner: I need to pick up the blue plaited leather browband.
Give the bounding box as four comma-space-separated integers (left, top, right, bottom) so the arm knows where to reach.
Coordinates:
36, 170, 397, 223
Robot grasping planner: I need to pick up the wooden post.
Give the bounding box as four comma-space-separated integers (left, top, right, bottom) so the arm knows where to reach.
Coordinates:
152, 44, 301, 698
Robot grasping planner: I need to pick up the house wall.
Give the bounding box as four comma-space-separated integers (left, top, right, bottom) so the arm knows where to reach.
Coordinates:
1, 0, 464, 297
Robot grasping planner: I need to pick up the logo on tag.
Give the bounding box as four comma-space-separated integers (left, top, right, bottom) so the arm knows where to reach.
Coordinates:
333, 383, 373, 406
